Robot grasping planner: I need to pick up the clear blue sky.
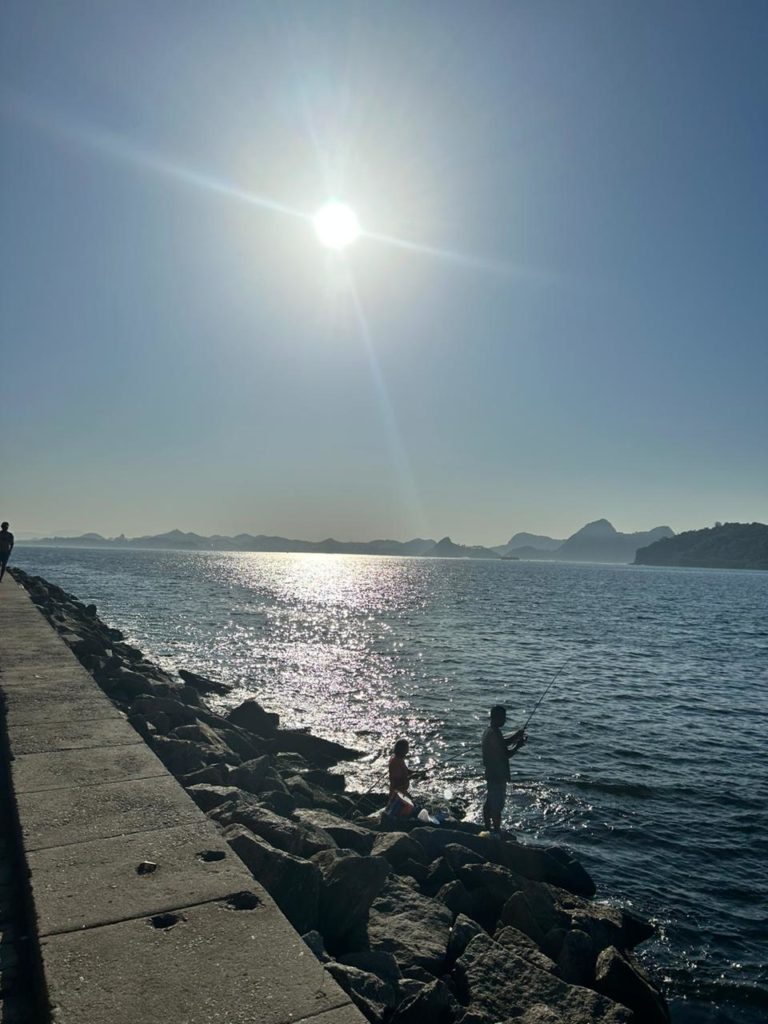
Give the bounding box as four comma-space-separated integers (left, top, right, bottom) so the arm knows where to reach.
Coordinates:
1, 0, 766, 544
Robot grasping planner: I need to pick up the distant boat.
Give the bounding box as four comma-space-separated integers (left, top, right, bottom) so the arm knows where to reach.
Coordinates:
501, 554, 520, 561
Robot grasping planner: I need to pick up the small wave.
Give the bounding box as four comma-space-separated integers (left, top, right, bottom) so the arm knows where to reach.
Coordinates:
567, 778, 656, 798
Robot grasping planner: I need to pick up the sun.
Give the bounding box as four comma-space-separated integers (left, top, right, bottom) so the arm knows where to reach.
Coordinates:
313, 201, 361, 250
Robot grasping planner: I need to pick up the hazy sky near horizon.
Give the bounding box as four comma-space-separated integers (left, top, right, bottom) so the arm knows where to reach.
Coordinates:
1, 0, 766, 545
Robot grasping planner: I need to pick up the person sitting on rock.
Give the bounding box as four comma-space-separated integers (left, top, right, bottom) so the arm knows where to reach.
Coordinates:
388, 738, 417, 797
481, 705, 526, 834
0, 522, 14, 582
384, 738, 427, 819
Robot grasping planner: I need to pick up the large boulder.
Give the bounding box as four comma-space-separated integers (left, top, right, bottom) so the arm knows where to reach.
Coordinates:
171, 720, 236, 762
409, 829, 595, 898
446, 913, 484, 964
303, 768, 346, 793
213, 725, 267, 763
312, 849, 390, 948
211, 798, 337, 858
442, 844, 485, 871
389, 978, 459, 1024
325, 963, 397, 1024
555, 928, 595, 987
180, 763, 229, 787
227, 698, 280, 736
337, 950, 402, 989
186, 784, 241, 813
436, 881, 475, 920
272, 728, 363, 768
178, 668, 231, 695
455, 933, 631, 1023
372, 832, 428, 871
367, 876, 454, 976
595, 946, 670, 1023
149, 736, 208, 776
455, 862, 524, 923
226, 755, 271, 793
493, 926, 555, 973
499, 880, 653, 956
502, 844, 596, 899
224, 825, 320, 934
295, 809, 374, 855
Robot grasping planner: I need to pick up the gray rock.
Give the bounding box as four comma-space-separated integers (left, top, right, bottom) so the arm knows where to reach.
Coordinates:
493, 925, 556, 973
556, 928, 595, 987
368, 876, 453, 976
595, 945, 670, 1023
285, 775, 317, 806
186, 784, 241, 813
149, 736, 208, 776
436, 880, 475, 919
212, 798, 336, 857
455, 933, 631, 1023
338, 950, 402, 988
519, 1007, 566, 1024
455, 862, 524, 922
224, 825, 320, 934
389, 978, 459, 1024
180, 763, 229, 787
227, 698, 280, 735
226, 755, 271, 793
171, 720, 234, 762
131, 695, 197, 727
178, 668, 231, 695
325, 963, 396, 1024
397, 978, 425, 1005
295, 809, 374, 855
442, 844, 485, 871
256, 790, 297, 817
272, 728, 363, 768
311, 848, 390, 947
446, 913, 483, 964
422, 856, 457, 897
372, 832, 427, 870
410, 828, 595, 899
303, 768, 346, 792
108, 666, 154, 697
301, 930, 331, 963
214, 725, 267, 763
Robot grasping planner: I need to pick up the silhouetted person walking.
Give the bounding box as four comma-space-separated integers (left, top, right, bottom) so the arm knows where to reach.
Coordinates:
0, 522, 14, 582
481, 704, 526, 834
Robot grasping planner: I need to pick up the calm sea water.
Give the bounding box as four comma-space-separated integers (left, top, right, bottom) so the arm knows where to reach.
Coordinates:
13, 547, 768, 1023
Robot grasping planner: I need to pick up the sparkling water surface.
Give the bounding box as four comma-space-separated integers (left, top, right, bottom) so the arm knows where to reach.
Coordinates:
14, 547, 768, 1023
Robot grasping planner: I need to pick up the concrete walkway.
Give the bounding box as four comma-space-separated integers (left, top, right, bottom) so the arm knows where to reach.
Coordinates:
0, 578, 364, 1024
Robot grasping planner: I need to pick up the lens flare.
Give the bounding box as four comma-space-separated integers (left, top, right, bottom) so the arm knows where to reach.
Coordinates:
313, 201, 361, 249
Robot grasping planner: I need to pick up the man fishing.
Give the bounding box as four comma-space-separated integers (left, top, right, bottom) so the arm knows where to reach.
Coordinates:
481, 705, 526, 834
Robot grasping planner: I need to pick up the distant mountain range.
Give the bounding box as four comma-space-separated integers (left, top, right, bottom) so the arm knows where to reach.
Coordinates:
21, 519, 675, 564
497, 519, 675, 563
635, 522, 768, 570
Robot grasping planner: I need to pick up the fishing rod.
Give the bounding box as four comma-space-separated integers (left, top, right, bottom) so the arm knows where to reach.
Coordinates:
521, 654, 573, 731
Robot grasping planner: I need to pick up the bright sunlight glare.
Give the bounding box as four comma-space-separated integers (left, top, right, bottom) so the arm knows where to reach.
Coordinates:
313, 201, 361, 250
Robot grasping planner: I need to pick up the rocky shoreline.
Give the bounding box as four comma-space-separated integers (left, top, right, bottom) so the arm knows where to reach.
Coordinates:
10, 567, 669, 1024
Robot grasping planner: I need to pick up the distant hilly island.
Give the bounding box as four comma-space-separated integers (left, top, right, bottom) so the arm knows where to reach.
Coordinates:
634, 522, 768, 571
22, 518, 680, 565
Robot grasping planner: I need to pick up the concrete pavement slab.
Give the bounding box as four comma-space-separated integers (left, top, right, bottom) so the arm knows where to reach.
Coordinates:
2, 695, 123, 728
40, 897, 356, 1024
13, 742, 166, 794
6, 718, 142, 756
17, 775, 202, 851
0, 663, 103, 692
27, 822, 249, 935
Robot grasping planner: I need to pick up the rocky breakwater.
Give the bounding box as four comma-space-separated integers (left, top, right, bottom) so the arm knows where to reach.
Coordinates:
11, 567, 669, 1024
